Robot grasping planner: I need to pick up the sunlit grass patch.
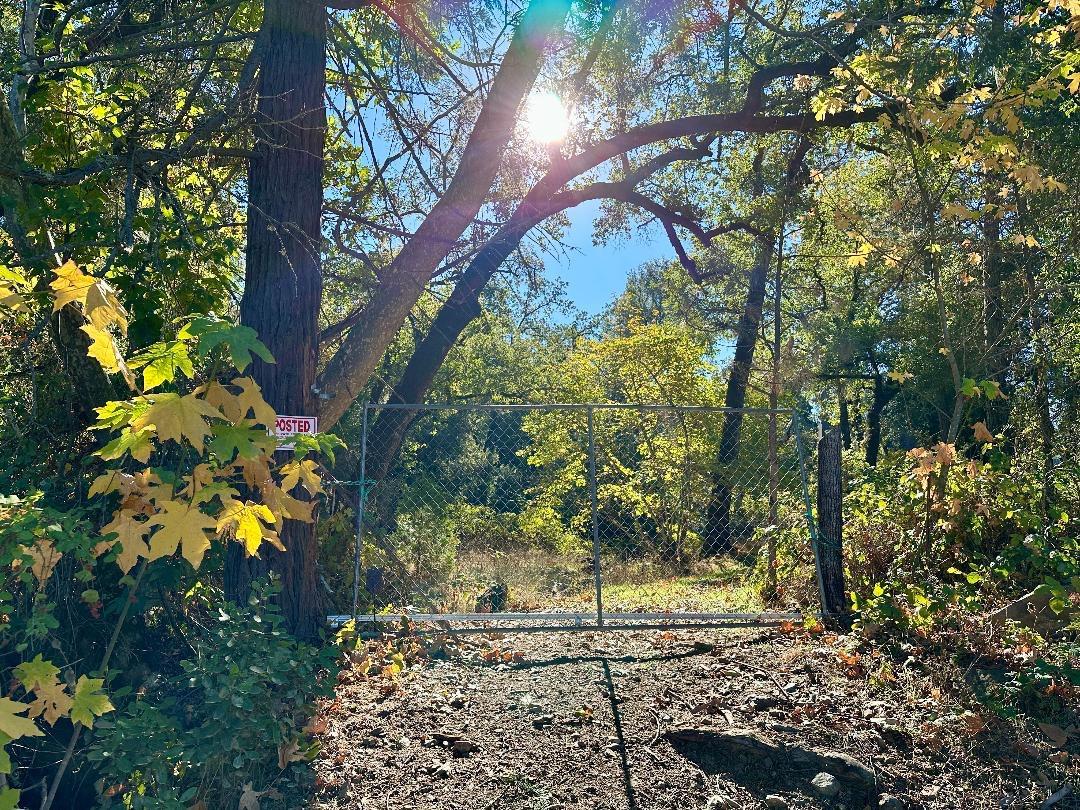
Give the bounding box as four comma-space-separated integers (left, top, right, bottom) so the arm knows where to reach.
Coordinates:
601, 558, 765, 613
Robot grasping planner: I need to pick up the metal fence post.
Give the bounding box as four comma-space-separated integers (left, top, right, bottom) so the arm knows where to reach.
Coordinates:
587, 405, 604, 627
350, 404, 369, 621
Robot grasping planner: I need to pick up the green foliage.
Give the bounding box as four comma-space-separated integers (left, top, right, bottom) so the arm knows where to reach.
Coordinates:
88, 582, 337, 808
845, 448, 1079, 633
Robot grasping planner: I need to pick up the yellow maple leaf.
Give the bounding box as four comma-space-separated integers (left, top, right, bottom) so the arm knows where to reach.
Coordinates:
886, 370, 913, 384
217, 499, 277, 556
98, 510, 150, 573
279, 459, 323, 496
202, 380, 242, 422
50, 261, 96, 311
83, 279, 128, 333
81, 324, 124, 373
26, 678, 74, 727
232, 377, 277, 428
0, 697, 43, 740
234, 456, 272, 489
261, 481, 315, 523
131, 393, 222, 452
146, 499, 218, 569
87, 471, 130, 499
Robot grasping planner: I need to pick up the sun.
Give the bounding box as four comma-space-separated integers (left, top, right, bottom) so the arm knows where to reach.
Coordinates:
524, 91, 570, 144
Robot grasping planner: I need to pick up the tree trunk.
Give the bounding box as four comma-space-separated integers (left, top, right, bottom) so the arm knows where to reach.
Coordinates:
864, 373, 899, 466
316, 0, 572, 429
816, 424, 847, 622
226, 0, 326, 640
702, 140, 808, 556
980, 203, 1010, 432
363, 221, 530, 482
702, 232, 774, 555
838, 381, 851, 450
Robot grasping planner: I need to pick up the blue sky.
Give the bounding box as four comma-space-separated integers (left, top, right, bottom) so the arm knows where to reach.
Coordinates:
546, 198, 672, 315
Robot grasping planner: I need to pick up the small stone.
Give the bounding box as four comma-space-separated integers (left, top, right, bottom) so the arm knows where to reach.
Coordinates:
449, 693, 467, 708
451, 739, 479, 757
532, 714, 555, 728
705, 796, 737, 810
878, 795, 905, 809
765, 796, 789, 809
434, 761, 452, 779
811, 772, 840, 798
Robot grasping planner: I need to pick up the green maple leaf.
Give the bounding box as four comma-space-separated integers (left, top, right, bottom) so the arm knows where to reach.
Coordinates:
70, 677, 113, 728
129, 340, 194, 391
98, 426, 155, 463
209, 423, 276, 460
182, 316, 274, 372
13, 655, 59, 691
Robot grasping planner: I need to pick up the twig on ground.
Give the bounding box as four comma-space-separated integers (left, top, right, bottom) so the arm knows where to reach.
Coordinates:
1041, 785, 1072, 810
646, 707, 662, 747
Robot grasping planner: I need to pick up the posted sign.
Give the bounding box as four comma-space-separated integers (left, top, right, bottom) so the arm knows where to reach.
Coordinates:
274, 415, 318, 450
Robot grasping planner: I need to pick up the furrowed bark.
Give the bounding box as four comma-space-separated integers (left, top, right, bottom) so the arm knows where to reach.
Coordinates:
226, 0, 326, 640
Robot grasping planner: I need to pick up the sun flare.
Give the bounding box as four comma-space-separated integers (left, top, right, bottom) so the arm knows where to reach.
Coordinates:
524, 91, 570, 144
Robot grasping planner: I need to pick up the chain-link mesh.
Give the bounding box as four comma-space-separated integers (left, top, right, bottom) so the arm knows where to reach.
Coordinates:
335, 404, 816, 627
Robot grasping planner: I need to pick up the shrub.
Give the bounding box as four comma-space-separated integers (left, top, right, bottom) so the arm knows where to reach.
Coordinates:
89, 581, 337, 808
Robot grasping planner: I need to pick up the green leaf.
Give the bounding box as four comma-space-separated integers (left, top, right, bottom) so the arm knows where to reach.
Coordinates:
97, 427, 155, 463
128, 341, 194, 391
209, 423, 276, 460
181, 316, 274, 372
291, 432, 346, 464
0, 787, 20, 810
14, 654, 59, 691
70, 677, 113, 728
960, 378, 980, 397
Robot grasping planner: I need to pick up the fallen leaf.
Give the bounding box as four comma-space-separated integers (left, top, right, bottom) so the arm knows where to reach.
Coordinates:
238, 783, 261, 810
1039, 722, 1069, 748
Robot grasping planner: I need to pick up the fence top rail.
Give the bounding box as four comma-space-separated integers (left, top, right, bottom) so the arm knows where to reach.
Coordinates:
364, 402, 796, 415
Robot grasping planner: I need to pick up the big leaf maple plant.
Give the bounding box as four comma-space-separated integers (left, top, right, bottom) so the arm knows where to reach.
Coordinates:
0, 262, 339, 810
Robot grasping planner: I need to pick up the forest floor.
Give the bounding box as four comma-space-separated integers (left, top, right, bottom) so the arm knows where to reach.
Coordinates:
305, 624, 1078, 810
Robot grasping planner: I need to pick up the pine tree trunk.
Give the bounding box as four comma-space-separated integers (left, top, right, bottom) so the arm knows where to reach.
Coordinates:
226, 0, 326, 640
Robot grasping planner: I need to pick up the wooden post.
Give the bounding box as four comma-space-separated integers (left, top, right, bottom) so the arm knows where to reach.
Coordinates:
816, 424, 848, 623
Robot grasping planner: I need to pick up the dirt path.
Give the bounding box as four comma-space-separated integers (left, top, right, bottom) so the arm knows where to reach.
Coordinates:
309, 626, 1078, 810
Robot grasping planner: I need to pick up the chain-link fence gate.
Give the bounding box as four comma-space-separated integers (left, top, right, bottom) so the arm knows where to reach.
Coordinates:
327, 404, 821, 631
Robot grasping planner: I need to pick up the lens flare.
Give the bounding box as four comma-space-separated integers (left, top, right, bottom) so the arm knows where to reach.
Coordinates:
524, 91, 570, 143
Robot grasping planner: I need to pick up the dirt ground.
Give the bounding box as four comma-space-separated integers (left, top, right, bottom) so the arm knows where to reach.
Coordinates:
308, 625, 1078, 810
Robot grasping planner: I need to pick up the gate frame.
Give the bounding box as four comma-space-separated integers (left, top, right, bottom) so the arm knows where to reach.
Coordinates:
328, 402, 822, 632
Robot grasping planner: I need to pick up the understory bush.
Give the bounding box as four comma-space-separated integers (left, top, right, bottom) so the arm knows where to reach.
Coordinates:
89, 582, 337, 809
